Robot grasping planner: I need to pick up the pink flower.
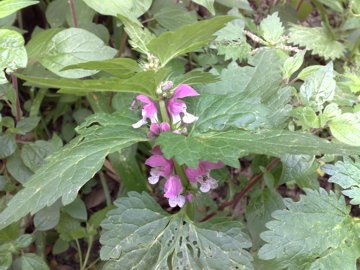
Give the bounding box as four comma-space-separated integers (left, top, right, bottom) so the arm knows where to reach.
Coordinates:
149, 122, 170, 136
167, 84, 199, 125
145, 146, 173, 184
132, 95, 158, 128
164, 175, 185, 208
185, 161, 223, 193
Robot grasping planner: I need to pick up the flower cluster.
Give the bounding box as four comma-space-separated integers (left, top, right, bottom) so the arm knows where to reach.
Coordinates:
132, 83, 223, 208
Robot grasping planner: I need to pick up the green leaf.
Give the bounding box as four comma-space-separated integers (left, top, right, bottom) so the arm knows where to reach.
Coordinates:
15, 116, 40, 134
0, 252, 12, 270
258, 189, 360, 270
33, 201, 61, 231
329, 112, 360, 146
14, 254, 49, 270
246, 189, 285, 250
62, 58, 142, 78
16, 68, 169, 98
323, 156, 360, 205
299, 62, 336, 111
0, 134, 16, 159
259, 12, 284, 44
83, 0, 152, 18
288, 24, 345, 60
56, 213, 87, 241
0, 29, 27, 84
157, 130, 360, 168
0, 0, 38, 19
21, 140, 55, 172
148, 16, 235, 66
173, 70, 219, 86
153, 4, 197, 30
117, 15, 155, 54
38, 28, 117, 78
100, 192, 253, 270
0, 113, 148, 230
63, 197, 87, 221
193, 0, 215, 14
282, 50, 306, 80
6, 150, 33, 184
317, 0, 344, 12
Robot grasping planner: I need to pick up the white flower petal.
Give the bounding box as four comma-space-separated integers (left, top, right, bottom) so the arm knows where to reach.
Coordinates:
200, 182, 211, 193
132, 118, 147, 128
182, 112, 198, 124
148, 175, 160, 184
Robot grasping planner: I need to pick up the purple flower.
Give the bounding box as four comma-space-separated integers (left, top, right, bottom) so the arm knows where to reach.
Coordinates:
149, 122, 170, 136
164, 175, 185, 208
145, 146, 173, 184
132, 95, 158, 128
185, 161, 223, 193
167, 84, 199, 125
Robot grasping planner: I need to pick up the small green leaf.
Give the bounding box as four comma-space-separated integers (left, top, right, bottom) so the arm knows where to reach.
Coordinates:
0, 113, 148, 230
157, 130, 360, 168
21, 140, 55, 172
15, 116, 40, 134
33, 201, 61, 231
63, 197, 87, 221
289, 24, 345, 60
148, 16, 235, 66
0, 134, 16, 159
329, 112, 360, 146
173, 70, 219, 86
13, 253, 49, 270
6, 150, 33, 184
0, 0, 38, 19
259, 12, 284, 44
153, 4, 197, 30
100, 192, 253, 269
193, 0, 215, 14
0, 29, 27, 84
323, 156, 360, 205
39, 28, 117, 78
282, 50, 305, 80
258, 189, 360, 270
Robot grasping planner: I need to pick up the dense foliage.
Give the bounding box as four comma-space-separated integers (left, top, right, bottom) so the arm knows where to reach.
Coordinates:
0, 0, 360, 269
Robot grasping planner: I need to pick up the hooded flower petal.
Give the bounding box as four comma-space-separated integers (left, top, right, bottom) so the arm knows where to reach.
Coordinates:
150, 122, 170, 136
145, 146, 173, 183
132, 95, 158, 128
164, 175, 183, 199
168, 195, 186, 208
173, 84, 199, 99
185, 160, 223, 191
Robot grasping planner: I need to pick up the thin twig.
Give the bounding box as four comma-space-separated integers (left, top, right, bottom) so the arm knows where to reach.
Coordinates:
11, 73, 22, 122
99, 172, 112, 206
68, 0, 78, 27
201, 158, 280, 222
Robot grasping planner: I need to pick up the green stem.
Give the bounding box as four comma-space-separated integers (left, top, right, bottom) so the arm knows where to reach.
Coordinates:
82, 235, 94, 270
158, 99, 170, 123
313, 0, 336, 40
174, 161, 188, 189
99, 172, 111, 206
75, 240, 83, 270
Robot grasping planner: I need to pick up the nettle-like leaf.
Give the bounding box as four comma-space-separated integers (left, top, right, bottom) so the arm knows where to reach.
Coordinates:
147, 16, 235, 66
38, 28, 117, 78
323, 156, 360, 205
282, 50, 306, 80
0, 113, 148, 230
0, 0, 38, 19
329, 112, 360, 146
83, 0, 152, 18
299, 62, 336, 111
258, 189, 360, 270
157, 130, 360, 168
288, 24, 345, 60
0, 29, 27, 84
16, 68, 169, 98
100, 192, 253, 270
259, 12, 284, 44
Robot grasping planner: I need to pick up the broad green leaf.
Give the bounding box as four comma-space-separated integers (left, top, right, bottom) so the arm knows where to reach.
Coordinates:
258, 189, 360, 270
0, 113, 148, 230
63, 58, 142, 78
56, 213, 87, 241
13, 254, 49, 270
246, 189, 285, 250
0, 29, 27, 84
16, 68, 169, 98
39, 28, 117, 78
6, 150, 33, 184
63, 197, 87, 221
341, 73, 360, 93
173, 70, 219, 86
291, 106, 320, 128
193, 0, 215, 14
157, 130, 360, 168
288, 25, 345, 60
0, 252, 12, 270
117, 15, 155, 54
190, 93, 271, 133
259, 12, 284, 44
147, 16, 235, 66
100, 192, 253, 270
83, 0, 152, 18
317, 0, 344, 12
282, 50, 305, 80
323, 156, 360, 205
15, 116, 40, 134
299, 62, 336, 111
0, 134, 16, 159
52, 238, 69, 255
329, 112, 360, 146
0, 0, 38, 19
153, 4, 197, 30
33, 201, 61, 231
